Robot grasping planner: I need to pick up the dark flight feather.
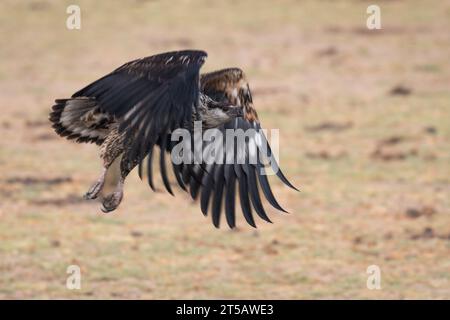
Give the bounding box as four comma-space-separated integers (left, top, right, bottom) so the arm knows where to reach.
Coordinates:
167, 68, 297, 228
73, 50, 207, 174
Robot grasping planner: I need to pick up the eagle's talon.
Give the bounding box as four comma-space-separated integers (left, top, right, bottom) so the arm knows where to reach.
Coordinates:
83, 180, 104, 200
100, 204, 116, 213
101, 191, 123, 213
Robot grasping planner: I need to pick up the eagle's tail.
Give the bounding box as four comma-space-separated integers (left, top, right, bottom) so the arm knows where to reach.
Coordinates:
49, 97, 112, 145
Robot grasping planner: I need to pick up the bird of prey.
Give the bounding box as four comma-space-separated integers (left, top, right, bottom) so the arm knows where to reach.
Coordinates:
50, 50, 297, 228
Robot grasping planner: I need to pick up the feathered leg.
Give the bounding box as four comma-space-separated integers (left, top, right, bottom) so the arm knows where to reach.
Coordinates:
83, 125, 122, 201
99, 126, 127, 212
100, 164, 124, 213
82, 125, 128, 212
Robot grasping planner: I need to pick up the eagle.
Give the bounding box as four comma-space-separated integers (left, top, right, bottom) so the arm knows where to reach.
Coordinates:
49, 50, 297, 228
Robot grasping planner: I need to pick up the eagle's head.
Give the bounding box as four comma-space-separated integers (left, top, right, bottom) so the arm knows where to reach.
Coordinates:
200, 103, 244, 129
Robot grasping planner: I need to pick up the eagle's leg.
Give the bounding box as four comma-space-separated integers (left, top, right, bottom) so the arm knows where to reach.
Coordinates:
96, 126, 131, 213
100, 154, 139, 213
100, 173, 124, 213
83, 126, 122, 202
83, 168, 106, 200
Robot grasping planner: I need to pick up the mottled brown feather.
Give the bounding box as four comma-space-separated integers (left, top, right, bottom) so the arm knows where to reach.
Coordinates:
200, 68, 259, 122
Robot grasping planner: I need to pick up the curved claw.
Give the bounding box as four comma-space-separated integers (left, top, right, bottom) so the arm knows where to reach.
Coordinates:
84, 169, 107, 200
101, 190, 123, 213
84, 180, 104, 200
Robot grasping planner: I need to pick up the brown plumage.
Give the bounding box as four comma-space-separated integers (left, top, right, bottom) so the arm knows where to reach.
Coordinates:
200, 68, 259, 122
49, 50, 297, 228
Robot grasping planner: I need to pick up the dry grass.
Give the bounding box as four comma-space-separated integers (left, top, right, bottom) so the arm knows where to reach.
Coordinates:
0, 0, 449, 299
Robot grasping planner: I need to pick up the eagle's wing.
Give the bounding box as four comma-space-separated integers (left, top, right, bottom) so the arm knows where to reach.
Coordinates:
174, 68, 298, 228
73, 50, 207, 172
50, 97, 115, 145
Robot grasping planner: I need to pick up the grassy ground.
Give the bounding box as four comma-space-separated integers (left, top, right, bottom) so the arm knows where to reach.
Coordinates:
0, 0, 449, 299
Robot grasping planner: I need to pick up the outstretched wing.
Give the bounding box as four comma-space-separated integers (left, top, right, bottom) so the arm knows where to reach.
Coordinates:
73, 50, 207, 172
173, 68, 298, 228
